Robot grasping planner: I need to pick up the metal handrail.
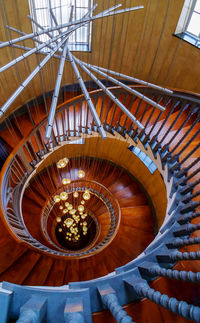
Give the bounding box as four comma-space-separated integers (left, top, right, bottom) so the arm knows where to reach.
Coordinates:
0, 85, 199, 259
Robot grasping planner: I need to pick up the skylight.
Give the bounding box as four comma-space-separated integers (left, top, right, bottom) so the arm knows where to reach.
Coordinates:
28, 0, 93, 51
175, 0, 200, 48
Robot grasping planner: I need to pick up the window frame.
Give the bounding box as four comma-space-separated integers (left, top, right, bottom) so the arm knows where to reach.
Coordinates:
28, 0, 93, 52
174, 0, 200, 49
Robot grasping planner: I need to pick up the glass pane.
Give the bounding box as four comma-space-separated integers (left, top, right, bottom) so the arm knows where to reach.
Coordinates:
61, 6, 72, 23
194, 0, 200, 13
76, 8, 88, 20
76, 26, 87, 42
187, 12, 200, 36
76, 0, 88, 7
35, 8, 49, 27
34, 0, 48, 9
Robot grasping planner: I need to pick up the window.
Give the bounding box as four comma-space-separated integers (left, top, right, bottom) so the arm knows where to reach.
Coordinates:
28, 0, 93, 52
128, 146, 157, 174
175, 0, 200, 48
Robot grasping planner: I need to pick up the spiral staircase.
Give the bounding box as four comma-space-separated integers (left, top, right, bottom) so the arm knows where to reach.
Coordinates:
0, 83, 199, 323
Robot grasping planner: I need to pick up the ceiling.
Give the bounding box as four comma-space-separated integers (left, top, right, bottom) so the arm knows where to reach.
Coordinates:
0, 0, 199, 119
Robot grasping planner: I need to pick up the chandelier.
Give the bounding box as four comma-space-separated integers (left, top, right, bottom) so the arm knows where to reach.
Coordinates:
54, 188, 91, 242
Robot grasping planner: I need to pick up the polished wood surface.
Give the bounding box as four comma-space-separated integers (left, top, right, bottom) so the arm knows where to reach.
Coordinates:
0, 87, 199, 322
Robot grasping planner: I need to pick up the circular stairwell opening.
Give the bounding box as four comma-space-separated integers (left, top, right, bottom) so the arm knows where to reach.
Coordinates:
54, 210, 97, 251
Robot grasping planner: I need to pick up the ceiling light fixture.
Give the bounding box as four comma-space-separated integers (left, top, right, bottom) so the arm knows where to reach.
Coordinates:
78, 170, 85, 178
62, 178, 71, 185
57, 157, 69, 169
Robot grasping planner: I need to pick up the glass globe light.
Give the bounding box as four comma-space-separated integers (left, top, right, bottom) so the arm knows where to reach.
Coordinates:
83, 192, 90, 200
83, 221, 87, 226
69, 209, 76, 215
65, 202, 69, 207
54, 195, 60, 203
62, 178, 71, 185
57, 157, 69, 169
58, 228, 62, 232
78, 170, 85, 178
59, 205, 63, 210
65, 218, 74, 228
63, 209, 68, 214
81, 200, 85, 205
73, 191, 79, 198
60, 191, 68, 201
78, 205, 84, 212
56, 217, 61, 222
68, 204, 73, 210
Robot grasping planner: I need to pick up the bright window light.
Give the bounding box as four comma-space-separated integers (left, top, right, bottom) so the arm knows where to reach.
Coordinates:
28, 0, 93, 52
187, 0, 200, 37
175, 0, 200, 48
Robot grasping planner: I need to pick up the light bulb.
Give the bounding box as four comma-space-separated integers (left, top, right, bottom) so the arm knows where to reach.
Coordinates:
78, 205, 84, 212
69, 209, 76, 215
73, 191, 79, 198
54, 195, 60, 203
78, 170, 85, 178
60, 191, 68, 201
62, 178, 71, 185
56, 217, 61, 222
57, 157, 69, 169
83, 192, 90, 200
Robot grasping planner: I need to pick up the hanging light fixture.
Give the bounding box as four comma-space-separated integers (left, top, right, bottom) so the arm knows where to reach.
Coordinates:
69, 209, 76, 215
59, 205, 63, 210
78, 205, 84, 212
68, 204, 73, 210
62, 178, 71, 185
78, 170, 85, 178
54, 195, 61, 203
83, 192, 90, 200
63, 209, 68, 214
56, 217, 62, 222
58, 228, 62, 232
81, 200, 85, 205
64, 218, 74, 228
57, 157, 69, 169
73, 191, 79, 198
60, 191, 68, 201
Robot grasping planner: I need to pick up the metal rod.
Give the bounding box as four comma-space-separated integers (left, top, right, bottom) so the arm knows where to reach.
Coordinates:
50, 9, 62, 36
67, 49, 106, 139
0, 6, 144, 49
84, 63, 173, 95
0, 35, 69, 117
74, 56, 144, 130
0, 42, 63, 59
45, 41, 69, 139
6, 23, 56, 52
0, 32, 68, 73
79, 60, 166, 111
